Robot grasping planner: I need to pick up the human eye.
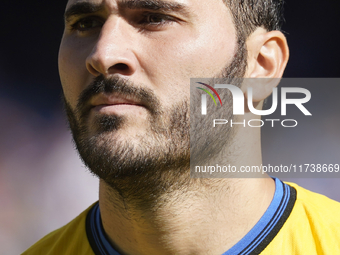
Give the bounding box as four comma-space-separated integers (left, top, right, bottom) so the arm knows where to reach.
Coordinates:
138, 12, 176, 27
70, 16, 103, 32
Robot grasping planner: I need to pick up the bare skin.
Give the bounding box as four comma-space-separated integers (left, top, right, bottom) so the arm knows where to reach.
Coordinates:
59, 0, 289, 254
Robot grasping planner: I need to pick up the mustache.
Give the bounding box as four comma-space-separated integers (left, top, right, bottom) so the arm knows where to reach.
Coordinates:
76, 75, 161, 119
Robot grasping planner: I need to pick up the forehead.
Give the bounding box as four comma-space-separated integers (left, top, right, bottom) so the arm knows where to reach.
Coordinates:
65, 0, 227, 16
66, 0, 190, 7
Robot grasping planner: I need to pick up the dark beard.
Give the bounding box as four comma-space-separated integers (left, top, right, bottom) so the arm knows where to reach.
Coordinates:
64, 78, 191, 208
63, 38, 247, 208
190, 36, 247, 171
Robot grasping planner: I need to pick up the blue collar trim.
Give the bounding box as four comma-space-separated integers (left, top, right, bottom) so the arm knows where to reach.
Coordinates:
222, 178, 295, 255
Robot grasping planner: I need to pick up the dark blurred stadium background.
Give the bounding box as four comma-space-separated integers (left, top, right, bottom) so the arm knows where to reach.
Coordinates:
1, 1, 340, 254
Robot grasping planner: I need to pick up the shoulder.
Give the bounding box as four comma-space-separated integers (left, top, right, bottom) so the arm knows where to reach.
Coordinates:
287, 181, 340, 223
287, 182, 340, 240
22, 202, 97, 255
264, 182, 340, 255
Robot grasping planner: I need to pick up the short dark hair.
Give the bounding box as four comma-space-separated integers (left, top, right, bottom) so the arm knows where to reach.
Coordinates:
224, 0, 285, 39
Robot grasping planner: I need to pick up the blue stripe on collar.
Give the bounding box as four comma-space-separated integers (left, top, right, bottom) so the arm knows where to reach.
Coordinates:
86, 203, 121, 255
223, 178, 296, 255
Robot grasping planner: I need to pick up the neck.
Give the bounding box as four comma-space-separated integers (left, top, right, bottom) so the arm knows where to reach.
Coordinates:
99, 114, 274, 254
99, 176, 275, 255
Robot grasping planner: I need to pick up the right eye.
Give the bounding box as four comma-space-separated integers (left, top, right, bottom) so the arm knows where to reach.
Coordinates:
70, 17, 103, 32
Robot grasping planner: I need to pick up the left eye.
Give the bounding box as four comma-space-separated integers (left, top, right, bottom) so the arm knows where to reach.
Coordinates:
140, 13, 174, 25
146, 14, 166, 23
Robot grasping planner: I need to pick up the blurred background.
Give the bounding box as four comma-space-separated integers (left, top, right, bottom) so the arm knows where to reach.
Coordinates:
1, 0, 340, 254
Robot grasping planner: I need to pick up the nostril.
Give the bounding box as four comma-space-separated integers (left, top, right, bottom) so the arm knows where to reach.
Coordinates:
110, 63, 130, 73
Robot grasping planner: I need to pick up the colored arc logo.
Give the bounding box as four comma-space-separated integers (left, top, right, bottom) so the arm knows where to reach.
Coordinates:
196, 82, 223, 106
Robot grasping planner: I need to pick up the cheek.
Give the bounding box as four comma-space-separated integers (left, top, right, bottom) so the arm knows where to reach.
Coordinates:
58, 36, 93, 109
138, 24, 236, 106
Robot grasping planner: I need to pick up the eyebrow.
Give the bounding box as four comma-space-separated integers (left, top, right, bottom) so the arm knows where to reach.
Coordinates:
64, 0, 189, 22
64, 2, 102, 22
119, 0, 188, 12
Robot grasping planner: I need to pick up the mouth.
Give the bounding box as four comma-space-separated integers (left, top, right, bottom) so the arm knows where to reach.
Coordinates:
90, 94, 146, 115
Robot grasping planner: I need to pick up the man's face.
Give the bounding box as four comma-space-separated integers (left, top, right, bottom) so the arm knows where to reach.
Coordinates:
59, 0, 244, 193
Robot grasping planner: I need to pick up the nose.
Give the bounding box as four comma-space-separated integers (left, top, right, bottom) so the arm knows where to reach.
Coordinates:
86, 17, 138, 77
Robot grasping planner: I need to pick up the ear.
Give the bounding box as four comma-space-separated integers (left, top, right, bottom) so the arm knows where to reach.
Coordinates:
243, 28, 289, 102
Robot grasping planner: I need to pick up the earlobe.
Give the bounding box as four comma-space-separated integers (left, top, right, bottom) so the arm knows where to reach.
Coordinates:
244, 29, 289, 102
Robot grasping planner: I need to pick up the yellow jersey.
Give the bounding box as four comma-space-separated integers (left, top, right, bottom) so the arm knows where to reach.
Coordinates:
22, 178, 340, 255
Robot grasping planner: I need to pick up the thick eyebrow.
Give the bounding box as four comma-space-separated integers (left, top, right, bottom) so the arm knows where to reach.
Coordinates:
64, 2, 102, 22
119, 0, 188, 13
64, 0, 189, 23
